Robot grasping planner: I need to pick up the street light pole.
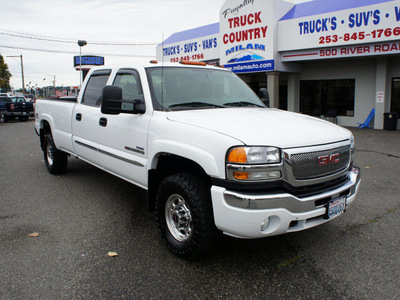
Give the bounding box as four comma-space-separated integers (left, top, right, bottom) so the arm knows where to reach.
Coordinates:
46, 75, 55, 97
78, 40, 87, 87
43, 78, 46, 98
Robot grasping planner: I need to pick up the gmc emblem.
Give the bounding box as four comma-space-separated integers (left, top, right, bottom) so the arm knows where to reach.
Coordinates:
318, 154, 340, 166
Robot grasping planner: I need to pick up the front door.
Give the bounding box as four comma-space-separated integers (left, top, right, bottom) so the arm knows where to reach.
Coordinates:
97, 69, 151, 188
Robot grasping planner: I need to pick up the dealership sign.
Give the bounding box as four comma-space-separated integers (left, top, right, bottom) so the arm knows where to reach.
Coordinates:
74, 55, 104, 67
161, 35, 218, 63
278, 0, 400, 52
157, 23, 219, 63
220, 0, 276, 73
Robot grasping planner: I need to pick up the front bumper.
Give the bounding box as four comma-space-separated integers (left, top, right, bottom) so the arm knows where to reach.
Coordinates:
211, 167, 361, 238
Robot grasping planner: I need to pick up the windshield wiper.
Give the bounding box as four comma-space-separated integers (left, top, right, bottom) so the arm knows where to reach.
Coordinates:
224, 101, 264, 108
168, 102, 225, 110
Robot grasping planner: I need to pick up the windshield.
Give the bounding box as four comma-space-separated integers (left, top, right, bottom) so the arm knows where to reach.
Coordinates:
146, 67, 265, 111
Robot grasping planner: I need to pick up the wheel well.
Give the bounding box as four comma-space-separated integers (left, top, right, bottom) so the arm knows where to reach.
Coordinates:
40, 120, 52, 151
148, 154, 211, 211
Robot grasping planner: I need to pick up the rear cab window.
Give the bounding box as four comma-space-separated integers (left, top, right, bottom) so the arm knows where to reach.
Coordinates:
81, 70, 111, 107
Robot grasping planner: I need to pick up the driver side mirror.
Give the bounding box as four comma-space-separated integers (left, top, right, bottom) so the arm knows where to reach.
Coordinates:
101, 85, 145, 115
258, 88, 270, 107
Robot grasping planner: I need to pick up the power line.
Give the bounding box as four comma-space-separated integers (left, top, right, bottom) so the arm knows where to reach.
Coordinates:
0, 44, 154, 58
7, 56, 42, 87
0, 29, 158, 46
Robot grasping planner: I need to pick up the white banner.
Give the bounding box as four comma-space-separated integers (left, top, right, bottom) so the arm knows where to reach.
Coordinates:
157, 32, 219, 63
278, 0, 400, 51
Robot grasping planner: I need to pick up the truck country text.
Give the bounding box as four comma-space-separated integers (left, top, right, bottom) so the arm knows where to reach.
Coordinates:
34, 61, 361, 259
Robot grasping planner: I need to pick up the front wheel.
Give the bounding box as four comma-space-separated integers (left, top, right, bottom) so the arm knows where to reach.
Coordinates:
155, 173, 218, 259
43, 133, 68, 174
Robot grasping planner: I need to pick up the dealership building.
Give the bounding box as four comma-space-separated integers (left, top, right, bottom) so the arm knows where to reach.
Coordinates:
156, 0, 400, 129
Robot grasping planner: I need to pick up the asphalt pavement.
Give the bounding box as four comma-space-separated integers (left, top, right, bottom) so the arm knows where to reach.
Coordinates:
0, 119, 399, 299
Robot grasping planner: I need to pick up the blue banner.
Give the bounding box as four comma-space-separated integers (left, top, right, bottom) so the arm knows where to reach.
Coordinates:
224, 59, 274, 73
74, 56, 105, 67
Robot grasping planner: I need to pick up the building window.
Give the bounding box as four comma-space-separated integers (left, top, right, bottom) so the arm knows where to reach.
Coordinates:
300, 79, 355, 117
391, 78, 400, 113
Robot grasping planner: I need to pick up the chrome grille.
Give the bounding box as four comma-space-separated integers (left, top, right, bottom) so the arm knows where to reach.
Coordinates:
289, 146, 350, 180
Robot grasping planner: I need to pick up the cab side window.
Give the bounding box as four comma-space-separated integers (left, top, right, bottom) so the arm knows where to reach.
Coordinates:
113, 70, 143, 101
82, 70, 111, 107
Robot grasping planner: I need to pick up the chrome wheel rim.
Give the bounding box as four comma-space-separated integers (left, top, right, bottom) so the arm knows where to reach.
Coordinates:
165, 194, 193, 242
46, 142, 54, 166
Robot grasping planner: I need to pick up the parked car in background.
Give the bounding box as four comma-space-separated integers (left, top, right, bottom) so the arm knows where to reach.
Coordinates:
0, 96, 34, 122
24, 94, 37, 102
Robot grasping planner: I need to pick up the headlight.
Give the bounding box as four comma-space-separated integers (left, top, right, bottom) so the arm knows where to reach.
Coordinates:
227, 147, 281, 164
226, 146, 282, 182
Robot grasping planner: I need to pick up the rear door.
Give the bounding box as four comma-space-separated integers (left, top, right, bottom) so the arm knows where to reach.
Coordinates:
72, 69, 111, 167
97, 68, 151, 188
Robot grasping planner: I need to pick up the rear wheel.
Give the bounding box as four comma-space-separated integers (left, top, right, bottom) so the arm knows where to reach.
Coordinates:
43, 133, 68, 174
155, 173, 218, 259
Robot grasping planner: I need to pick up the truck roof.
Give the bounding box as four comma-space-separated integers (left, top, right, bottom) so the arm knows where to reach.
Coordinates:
88, 60, 227, 72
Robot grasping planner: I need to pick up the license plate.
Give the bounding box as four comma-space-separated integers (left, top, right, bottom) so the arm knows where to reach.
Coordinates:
327, 196, 347, 219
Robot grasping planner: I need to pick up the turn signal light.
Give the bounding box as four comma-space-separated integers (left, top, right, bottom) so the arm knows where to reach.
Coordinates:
228, 148, 247, 163
233, 172, 248, 180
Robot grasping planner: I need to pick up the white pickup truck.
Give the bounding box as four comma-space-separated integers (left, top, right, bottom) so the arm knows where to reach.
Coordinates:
35, 61, 361, 258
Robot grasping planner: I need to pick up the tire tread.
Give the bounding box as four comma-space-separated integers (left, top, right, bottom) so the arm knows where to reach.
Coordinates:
155, 172, 217, 259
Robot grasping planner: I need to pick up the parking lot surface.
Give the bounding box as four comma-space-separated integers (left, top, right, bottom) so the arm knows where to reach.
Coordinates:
1, 120, 399, 299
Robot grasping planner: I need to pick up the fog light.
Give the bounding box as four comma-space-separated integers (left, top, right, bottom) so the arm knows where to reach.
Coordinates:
233, 171, 249, 180
264, 171, 281, 179
260, 217, 270, 231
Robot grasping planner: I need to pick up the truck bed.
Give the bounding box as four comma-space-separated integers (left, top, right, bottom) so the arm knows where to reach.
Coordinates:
35, 98, 76, 153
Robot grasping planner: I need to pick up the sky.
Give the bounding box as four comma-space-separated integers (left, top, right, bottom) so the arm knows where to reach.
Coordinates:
0, 0, 310, 91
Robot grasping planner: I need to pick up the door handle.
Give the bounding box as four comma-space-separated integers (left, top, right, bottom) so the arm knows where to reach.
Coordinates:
76, 113, 82, 121
99, 117, 107, 127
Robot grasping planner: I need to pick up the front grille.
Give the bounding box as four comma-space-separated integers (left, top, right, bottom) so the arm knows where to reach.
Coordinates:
289, 146, 350, 180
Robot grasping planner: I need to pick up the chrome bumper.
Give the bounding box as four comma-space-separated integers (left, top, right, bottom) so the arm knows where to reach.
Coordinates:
211, 167, 361, 239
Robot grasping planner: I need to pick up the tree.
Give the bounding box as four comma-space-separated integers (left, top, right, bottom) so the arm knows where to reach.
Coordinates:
0, 54, 12, 92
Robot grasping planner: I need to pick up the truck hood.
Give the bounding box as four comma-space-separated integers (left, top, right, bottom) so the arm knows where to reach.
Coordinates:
166, 108, 351, 148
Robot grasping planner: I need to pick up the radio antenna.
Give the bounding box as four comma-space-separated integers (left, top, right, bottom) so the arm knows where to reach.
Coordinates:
161, 34, 164, 110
